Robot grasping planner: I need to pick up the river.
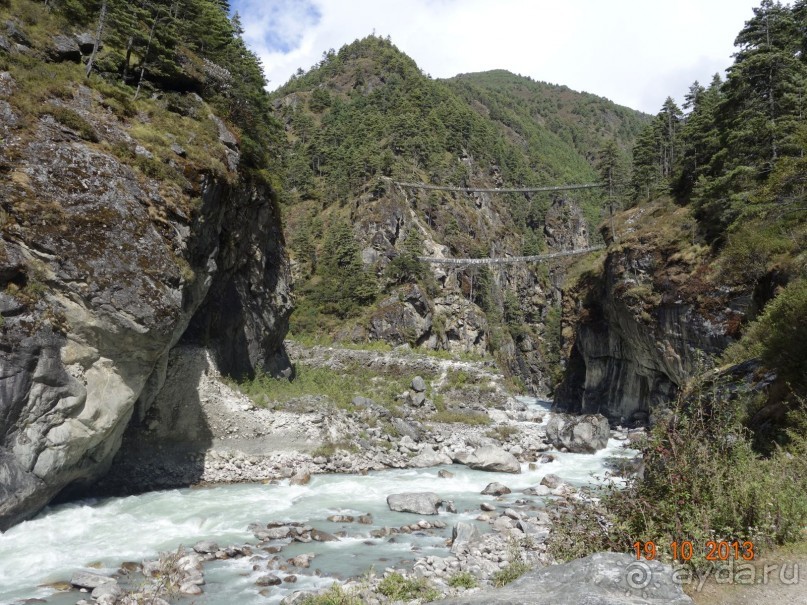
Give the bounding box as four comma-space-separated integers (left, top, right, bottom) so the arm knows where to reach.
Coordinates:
0, 398, 638, 604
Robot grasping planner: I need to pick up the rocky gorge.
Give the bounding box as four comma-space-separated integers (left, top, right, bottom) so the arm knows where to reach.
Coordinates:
0, 339, 664, 605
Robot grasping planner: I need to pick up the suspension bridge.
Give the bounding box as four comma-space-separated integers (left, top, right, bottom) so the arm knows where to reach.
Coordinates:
389, 178, 608, 266
416, 246, 604, 266
392, 180, 605, 194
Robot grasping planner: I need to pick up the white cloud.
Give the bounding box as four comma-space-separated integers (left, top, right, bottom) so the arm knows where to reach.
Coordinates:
234, 0, 756, 113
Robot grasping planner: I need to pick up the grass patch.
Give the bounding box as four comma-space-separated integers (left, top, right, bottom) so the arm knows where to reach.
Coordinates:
377, 572, 440, 602
235, 364, 420, 413
41, 105, 98, 142
487, 425, 520, 441
447, 571, 477, 589
236, 366, 361, 410
430, 409, 491, 425
445, 369, 471, 389
311, 440, 359, 458
301, 583, 362, 605
491, 561, 530, 587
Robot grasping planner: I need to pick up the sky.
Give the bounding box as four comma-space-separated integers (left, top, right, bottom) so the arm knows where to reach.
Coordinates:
230, 0, 760, 114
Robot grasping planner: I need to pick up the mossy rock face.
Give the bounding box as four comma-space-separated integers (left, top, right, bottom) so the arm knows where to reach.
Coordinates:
0, 63, 291, 534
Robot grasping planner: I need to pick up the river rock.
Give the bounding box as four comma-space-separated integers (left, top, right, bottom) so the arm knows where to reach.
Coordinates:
282, 592, 315, 605
262, 526, 292, 540
290, 470, 311, 485
327, 514, 354, 523
256, 573, 282, 586
540, 474, 562, 489
91, 581, 122, 599
392, 418, 421, 442
70, 571, 115, 590
193, 540, 219, 554
450, 521, 480, 553
290, 554, 315, 568
311, 528, 339, 542
409, 446, 453, 468
387, 492, 443, 515
438, 470, 454, 478
523, 485, 551, 496
465, 446, 521, 473
180, 582, 203, 595
451, 450, 473, 464
481, 482, 511, 496
545, 414, 610, 453
517, 521, 549, 542
431, 552, 694, 604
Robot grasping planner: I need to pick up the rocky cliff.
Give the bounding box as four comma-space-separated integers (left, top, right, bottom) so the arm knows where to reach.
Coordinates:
554, 200, 749, 422
0, 60, 291, 530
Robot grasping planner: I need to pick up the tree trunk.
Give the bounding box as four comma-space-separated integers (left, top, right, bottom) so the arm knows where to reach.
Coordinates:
134, 10, 162, 101
85, 0, 108, 78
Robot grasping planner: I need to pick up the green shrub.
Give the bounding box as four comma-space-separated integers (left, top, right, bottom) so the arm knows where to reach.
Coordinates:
546, 385, 807, 568
301, 583, 362, 605
377, 572, 440, 602
447, 571, 477, 589
491, 558, 530, 587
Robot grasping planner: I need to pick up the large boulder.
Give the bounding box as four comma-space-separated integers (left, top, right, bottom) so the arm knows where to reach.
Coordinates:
408, 446, 452, 468
464, 446, 521, 473
432, 552, 694, 604
450, 521, 480, 553
545, 414, 610, 453
481, 482, 511, 496
49, 34, 81, 62
387, 492, 443, 515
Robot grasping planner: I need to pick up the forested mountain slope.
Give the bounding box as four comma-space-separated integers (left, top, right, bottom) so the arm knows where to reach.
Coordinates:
271, 36, 649, 391
545, 0, 807, 568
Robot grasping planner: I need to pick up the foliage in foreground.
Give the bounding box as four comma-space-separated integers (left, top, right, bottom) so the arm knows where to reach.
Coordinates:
377, 572, 440, 602
447, 571, 478, 589
547, 384, 807, 568
300, 583, 363, 605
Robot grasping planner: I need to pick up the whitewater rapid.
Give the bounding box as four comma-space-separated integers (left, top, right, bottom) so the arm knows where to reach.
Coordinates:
0, 398, 637, 604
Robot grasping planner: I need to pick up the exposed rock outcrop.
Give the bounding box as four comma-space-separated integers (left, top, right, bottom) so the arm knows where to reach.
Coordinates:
555, 204, 739, 422
0, 72, 291, 530
433, 552, 693, 605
